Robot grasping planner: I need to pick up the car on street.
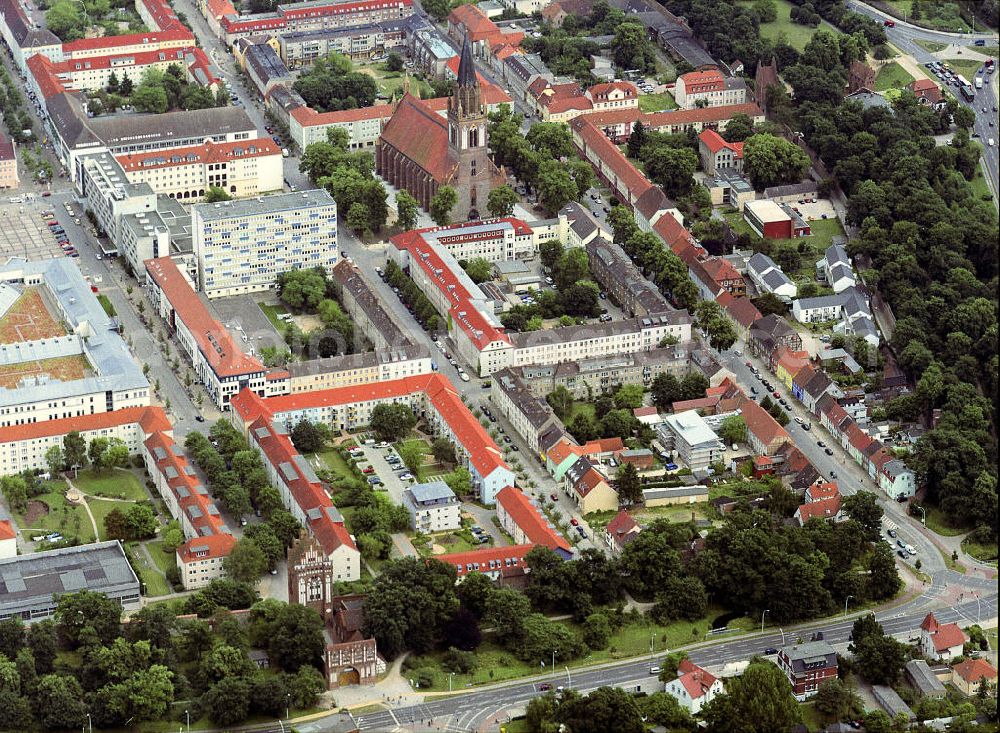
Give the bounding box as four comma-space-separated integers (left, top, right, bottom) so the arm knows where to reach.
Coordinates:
887, 528, 896, 538
764, 647, 779, 655
830, 470, 837, 478
825, 447, 834, 455
550, 493, 558, 501
362, 466, 375, 474
772, 391, 780, 398
511, 445, 519, 451
375, 441, 389, 448
538, 683, 552, 691
459, 372, 470, 382
570, 518, 578, 526
503, 436, 512, 444
745, 360, 752, 367
665, 463, 678, 471
897, 550, 906, 558
399, 473, 414, 481
817, 441, 825, 447
195, 415, 205, 422
576, 526, 586, 538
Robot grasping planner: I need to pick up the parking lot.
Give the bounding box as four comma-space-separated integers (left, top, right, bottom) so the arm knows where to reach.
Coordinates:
0, 201, 74, 260
789, 197, 837, 221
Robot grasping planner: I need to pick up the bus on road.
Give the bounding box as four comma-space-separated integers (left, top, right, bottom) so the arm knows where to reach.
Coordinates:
956, 74, 971, 88
960, 85, 975, 102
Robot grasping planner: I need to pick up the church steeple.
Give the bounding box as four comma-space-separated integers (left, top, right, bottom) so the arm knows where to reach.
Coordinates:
451, 36, 483, 119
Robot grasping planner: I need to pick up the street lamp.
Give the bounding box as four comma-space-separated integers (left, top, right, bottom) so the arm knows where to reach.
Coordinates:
761, 609, 769, 633
916, 505, 926, 525
285, 692, 291, 721
86, 713, 92, 733
778, 627, 786, 646
565, 666, 572, 688
185, 709, 190, 732
844, 595, 853, 616
650, 633, 655, 652
449, 672, 455, 692
552, 650, 557, 670
975, 592, 982, 624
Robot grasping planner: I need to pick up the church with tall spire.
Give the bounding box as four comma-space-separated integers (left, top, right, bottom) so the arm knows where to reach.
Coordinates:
376, 36, 504, 222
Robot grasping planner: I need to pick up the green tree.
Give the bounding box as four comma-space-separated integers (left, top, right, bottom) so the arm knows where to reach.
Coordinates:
55, 590, 121, 647
718, 415, 747, 445
431, 437, 456, 465
613, 383, 645, 409
813, 678, 862, 721
205, 186, 232, 202
131, 83, 169, 114
27, 621, 56, 674
33, 674, 85, 729
278, 268, 327, 311
539, 239, 564, 273
702, 659, 801, 733
347, 201, 372, 235
752, 0, 777, 23
581, 612, 611, 649
243, 524, 284, 570
537, 159, 578, 215
430, 186, 458, 225
395, 190, 419, 230
842, 490, 883, 540
742, 133, 810, 190
849, 619, 908, 684
224, 537, 268, 583
651, 372, 681, 410
0, 476, 28, 514
44, 446, 64, 476
463, 257, 493, 283
370, 403, 417, 442
557, 686, 647, 733
612, 21, 653, 71
488, 184, 519, 217
642, 145, 698, 198
422, 0, 449, 20
385, 51, 403, 72
88, 437, 110, 471
202, 676, 252, 726
546, 385, 574, 419
290, 418, 327, 453
44, 1, 85, 41
526, 122, 575, 159
615, 462, 643, 504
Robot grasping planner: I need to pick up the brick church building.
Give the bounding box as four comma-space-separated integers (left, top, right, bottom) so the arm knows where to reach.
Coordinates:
376, 36, 505, 220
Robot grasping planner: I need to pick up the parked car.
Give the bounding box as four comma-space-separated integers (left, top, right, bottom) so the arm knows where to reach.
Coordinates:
570, 518, 579, 526
399, 473, 414, 481
367, 476, 382, 485
817, 441, 825, 448
550, 493, 558, 501
362, 466, 375, 474
887, 529, 897, 538
825, 447, 834, 456
764, 647, 779, 655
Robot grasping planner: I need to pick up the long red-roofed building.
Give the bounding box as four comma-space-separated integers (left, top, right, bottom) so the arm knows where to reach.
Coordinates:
434, 543, 534, 580
230, 373, 514, 505
219, 0, 414, 45
143, 429, 236, 588
145, 257, 266, 408
0, 406, 170, 475
496, 487, 572, 558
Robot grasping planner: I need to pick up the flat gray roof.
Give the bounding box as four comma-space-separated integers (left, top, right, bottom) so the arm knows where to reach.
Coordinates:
0, 541, 140, 622
194, 189, 335, 221
407, 481, 457, 504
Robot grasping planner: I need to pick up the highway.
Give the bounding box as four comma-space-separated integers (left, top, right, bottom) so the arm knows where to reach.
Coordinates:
845, 0, 999, 200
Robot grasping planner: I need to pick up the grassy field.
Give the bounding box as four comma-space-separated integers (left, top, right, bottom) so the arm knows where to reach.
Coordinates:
922, 504, 968, 537
874, 61, 915, 91
257, 301, 290, 333
565, 401, 596, 425
355, 63, 433, 99
126, 542, 172, 597
962, 536, 998, 564
314, 448, 355, 482
638, 92, 677, 113
915, 38, 947, 53
13, 481, 96, 543
147, 539, 178, 576
88, 498, 127, 541
885, 0, 975, 32
96, 294, 116, 317
738, 0, 839, 51
971, 160, 996, 201
943, 58, 984, 79
74, 468, 148, 500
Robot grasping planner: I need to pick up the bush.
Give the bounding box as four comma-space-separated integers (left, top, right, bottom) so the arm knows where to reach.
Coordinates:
442, 647, 477, 674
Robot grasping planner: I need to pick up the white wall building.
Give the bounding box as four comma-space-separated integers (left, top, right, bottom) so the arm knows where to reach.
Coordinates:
661, 410, 724, 470
403, 481, 461, 532
191, 189, 338, 298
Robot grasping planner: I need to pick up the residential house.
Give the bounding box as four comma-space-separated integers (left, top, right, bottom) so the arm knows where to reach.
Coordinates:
777, 641, 838, 700
496, 486, 573, 558
815, 242, 855, 293
717, 291, 761, 342
586, 81, 638, 112
879, 459, 916, 500
0, 134, 17, 189
664, 659, 724, 714
403, 481, 461, 533
774, 347, 810, 390
698, 128, 744, 174
749, 314, 803, 365
662, 410, 725, 470
673, 68, 747, 109
953, 659, 997, 697
872, 685, 916, 723
909, 78, 942, 106
919, 613, 967, 662
604, 509, 640, 555
747, 252, 797, 301
565, 456, 618, 513
741, 398, 790, 456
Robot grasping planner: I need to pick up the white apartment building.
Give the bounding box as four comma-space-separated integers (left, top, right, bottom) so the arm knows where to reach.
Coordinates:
145, 257, 267, 408
661, 410, 724, 470
404, 481, 461, 532
673, 69, 747, 109
116, 138, 283, 202
0, 258, 150, 428
288, 102, 393, 150
0, 406, 168, 476
283, 347, 433, 395
78, 152, 159, 248
510, 314, 691, 369
191, 189, 338, 298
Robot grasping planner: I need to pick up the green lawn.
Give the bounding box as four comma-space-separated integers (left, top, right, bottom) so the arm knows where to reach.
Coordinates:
943, 58, 984, 80
74, 468, 148, 500
915, 38, 948, 53
638, 92, 677, 113
314, 448, 355, 482
13, 481, 96, 544
147, 539, 179, 576
799, 701, 828, 732
962, 536, 998, 564
356, 62, 433, 99
257, 301, 290, 333
874, 61, 915, 92
923, 504, 968, 537
737, 0, 840, 51
97, 294, 116, 317
395, 438, 432, 481
565, 401, 596, 425
886, 0, 975, 32
88, 498, 128, 541
970, 161, 995, 202
126, 543, 172, 597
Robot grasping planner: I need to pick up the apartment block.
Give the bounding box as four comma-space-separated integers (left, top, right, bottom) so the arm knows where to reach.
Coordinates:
116, 138, 283, 202
403, 481, 461, 532
145, 257, 267, 408
673, 69, 747, 109
191, 189, 338, 298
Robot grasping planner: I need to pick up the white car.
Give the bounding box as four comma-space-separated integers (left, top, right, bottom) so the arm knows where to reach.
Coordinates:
399, 472, 414, 481
460, 372, 471, 382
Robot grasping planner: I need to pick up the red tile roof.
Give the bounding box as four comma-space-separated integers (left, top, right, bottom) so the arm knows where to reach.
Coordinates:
678, 68, 725, 87
177, 533, 236, 563
570, 117, 652, 202
291, 103, 394, 127
423, 80, 511, 110
145, 257, 264, 378
677, 658, 718, 700
716, 292, 761, 329
574, 466, 609, 498
497, 487, 571, 554
379, 94, 452, 182
580, 437, 625, 455
435, 543, 534, 577
740, 396, 790, 448
605, 509, 639, 548
701, 256, 742, 285
278, 0, 412, 19
921, 614, 967, 652
0, 406, 169, 445
796, 495, 842, 522
206, 0, 237, 18
231, 374, 508, 482
548, 439, 582, 466
921, 612, 941, 633
391, 229, 511, 350
588, 81, 638, 101
910, 78, 939, 92
641, 103, 764, 131
633, 406, 658, 418
954, 658, 996, 684
698, 128, 743, 158
144, 430, 232, 547
250, 416, 356, 556
806, 481, 839, 502
63, 28, 193, 55
0, 520, 16, 541
138, 0, 185, 31
117, 137, 280, 171
448, 4, 497, 39
671, 395, 720, 413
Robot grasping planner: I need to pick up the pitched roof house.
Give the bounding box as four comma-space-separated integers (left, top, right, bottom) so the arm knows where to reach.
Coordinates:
919, 613, 967, 662
664, 659, 724, 714
604, 510, 641, 555
953, 658, 997, 696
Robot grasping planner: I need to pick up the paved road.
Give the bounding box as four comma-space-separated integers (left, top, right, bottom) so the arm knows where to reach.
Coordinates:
845, 0, 999, 199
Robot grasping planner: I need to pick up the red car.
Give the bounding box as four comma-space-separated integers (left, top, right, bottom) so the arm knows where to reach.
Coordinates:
41, 191, 51, 197
772, 391, 780, 398
362, 466, 375, 474
550, 493, 558, 501
883, 19, 895, 27
570, 518, 579, 526
745, 360, 752, 367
